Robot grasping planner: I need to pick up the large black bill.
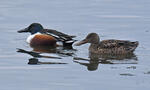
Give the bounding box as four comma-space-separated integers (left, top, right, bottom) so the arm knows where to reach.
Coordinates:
17, 28, 29, 33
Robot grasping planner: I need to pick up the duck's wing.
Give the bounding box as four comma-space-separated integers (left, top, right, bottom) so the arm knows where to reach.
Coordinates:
100, 39, 139, 50
41, 29, 77, 45
100, 39, 123, 48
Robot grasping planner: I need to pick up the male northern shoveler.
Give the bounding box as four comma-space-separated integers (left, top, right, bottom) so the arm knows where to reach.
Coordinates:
75, 33, 139, 54
18, 23, 76, 48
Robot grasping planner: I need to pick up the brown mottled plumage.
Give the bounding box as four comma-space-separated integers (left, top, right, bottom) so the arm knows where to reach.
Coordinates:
75, 33, 139, 54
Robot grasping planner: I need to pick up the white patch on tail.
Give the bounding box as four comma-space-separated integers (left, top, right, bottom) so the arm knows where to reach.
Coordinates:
26, 32, 41, 43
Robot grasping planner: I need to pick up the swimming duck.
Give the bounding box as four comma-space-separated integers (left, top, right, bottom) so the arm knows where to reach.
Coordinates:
75, 33, 139, 54
18, 23, 76, 47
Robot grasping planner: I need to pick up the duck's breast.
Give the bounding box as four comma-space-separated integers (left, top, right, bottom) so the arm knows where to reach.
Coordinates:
27, 33, 57, 47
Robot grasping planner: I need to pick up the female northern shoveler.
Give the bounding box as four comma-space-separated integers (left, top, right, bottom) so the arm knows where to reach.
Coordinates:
18, 23, 76, 47
75, 33, 139, 54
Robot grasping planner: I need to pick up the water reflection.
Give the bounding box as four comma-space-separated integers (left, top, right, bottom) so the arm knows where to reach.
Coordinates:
17, 46, 76, 65
28, 58, 67, 65
74, 53, 138, 71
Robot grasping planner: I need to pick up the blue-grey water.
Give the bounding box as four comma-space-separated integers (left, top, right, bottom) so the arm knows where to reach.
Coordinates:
0, 0, 150, 90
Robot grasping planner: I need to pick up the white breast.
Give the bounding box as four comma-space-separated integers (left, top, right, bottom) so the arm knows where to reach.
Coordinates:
26, 32, 42, 43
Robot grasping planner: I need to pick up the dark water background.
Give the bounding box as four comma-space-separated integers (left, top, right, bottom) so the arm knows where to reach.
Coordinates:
0, 0, 150, 90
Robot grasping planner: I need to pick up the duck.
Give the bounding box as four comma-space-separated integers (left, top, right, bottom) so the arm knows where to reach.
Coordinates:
75, 33, 139, 54
18, 23, 76, 48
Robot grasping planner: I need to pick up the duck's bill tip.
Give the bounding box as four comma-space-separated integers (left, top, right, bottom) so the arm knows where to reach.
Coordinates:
74, 39, 88, 46
17, 28, 29, 33
74, 43, 81, 46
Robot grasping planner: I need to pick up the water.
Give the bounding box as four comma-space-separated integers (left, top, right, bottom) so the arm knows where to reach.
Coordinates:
0, 0, 150, 90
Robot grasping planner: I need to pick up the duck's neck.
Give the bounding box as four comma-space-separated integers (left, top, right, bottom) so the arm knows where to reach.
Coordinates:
88, 37, 100, 52
89, 42, 100, 52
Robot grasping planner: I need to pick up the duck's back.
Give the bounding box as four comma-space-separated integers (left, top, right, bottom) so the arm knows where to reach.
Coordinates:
91, 39, 139, 54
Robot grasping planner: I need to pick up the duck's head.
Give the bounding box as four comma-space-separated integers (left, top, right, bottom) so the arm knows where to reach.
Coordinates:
18, 23, 44, 34
75, 33, 100, 46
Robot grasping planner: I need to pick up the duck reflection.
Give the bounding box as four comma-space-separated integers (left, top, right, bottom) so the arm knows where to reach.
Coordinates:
17, 46, 76, 65
28, 58, 67, 65
73, 52, 138, 71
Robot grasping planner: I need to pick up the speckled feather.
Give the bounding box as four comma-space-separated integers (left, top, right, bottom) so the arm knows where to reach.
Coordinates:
89, 40, 138, 54
75, 33, 139, 54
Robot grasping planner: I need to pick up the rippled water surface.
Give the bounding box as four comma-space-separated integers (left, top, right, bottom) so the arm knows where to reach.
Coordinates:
0, 0, 150, 90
